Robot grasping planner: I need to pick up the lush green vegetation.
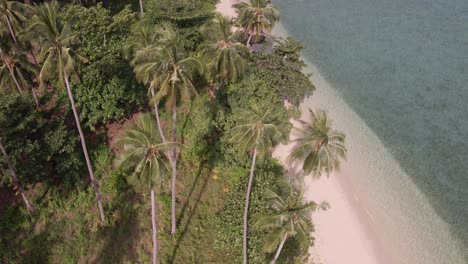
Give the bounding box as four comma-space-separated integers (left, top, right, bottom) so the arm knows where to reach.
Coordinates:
0, 0, 346, 263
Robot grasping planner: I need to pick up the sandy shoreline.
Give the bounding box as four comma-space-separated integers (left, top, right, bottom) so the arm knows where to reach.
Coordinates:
215, 0, 389, 263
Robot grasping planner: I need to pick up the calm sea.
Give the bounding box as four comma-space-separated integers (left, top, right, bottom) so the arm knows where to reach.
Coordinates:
274, 0, 468, 262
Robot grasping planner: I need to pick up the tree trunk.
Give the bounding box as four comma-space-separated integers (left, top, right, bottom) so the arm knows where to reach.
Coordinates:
139, 0, 144, 17
151, 89, 166, 143
170, 96, 177, 235
4, 15, 17, 43
243, 147, 258, 264
246, 33, 253, 47
271, 233, 288, 264
0, 139, 35, 212
0, 48, 24, 94
63, 70, 105, 223
31, 87, 39, 106
151, 188, 158, 264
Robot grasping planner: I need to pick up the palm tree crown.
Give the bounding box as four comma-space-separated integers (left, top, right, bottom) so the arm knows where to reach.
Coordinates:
289, 109, 347, 178
22, 0, 80, 87
0, 0, 28, 42
144, 46, 203, 109
231, 102, 287, 155
0, 42, 37, 94
254, 177, 329, 263
115, 113, 172, 192
201, 13, 246, 85
234, 0, 279, 44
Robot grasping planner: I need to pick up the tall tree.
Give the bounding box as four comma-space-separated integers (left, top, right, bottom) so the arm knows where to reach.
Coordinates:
231, 103, 287, 264
22, 0, 106, 223
0, 138, 35, 212
126, 23, 194, 235
233, 0, 279, 46
289, 109, 347, 178
124, 22, 176, 144
201, 12, 246, 87
115, 113, 173, 264
254, 177, 329, 263
140, 45, 202, 235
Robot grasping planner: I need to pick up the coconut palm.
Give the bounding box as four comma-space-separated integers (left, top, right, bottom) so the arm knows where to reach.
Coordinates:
115, 113, 173, 264
124, 22, 176, 144
125, 24, 195, 235
0, 138, 35, 212
201, 13, 246, 87
141, 45, 202, 235
289, 109, 347, 178
254, 177, 329, 263
0, 42, 38, 104
0, 0, 28, 43
233, 0, 279, 46
22, 0, 106, 223
230, 103, 288, 264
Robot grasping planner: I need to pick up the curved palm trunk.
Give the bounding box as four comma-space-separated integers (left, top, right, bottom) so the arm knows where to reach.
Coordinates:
64, 71, 105, 223
0, 139, 35, 212
151, 188, 158, 264
151, 89, 166, 143
243, 147, 258, 264
271, 233, 288, 264
4, 15, 17, 43
0, 48, 23, 94
139, 0, 144, 17
170, 96, 177, 235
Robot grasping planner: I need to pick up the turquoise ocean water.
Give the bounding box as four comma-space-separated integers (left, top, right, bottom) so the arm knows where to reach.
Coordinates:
273, 0, 468, 262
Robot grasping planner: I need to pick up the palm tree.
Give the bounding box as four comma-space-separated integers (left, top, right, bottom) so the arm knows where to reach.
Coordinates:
115, 113, 173, 264
231, 103, 288, 264
22, 0, 106, 223
0, 0, 27, 43
254, 177, 329, 263
0, 42, 38, 104
139, 45, 202, 235
201, 13, 246, 87
289, 109, 347, 178
124, 22, 176, 144
0, 137, 35, 212
233, 0, 279, 46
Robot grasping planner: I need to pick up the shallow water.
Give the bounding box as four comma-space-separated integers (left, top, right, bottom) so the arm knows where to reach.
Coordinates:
273, 0, 468, 262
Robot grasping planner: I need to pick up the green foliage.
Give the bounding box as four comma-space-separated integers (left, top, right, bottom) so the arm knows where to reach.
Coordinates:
251, 37, 316, 106
180, 94, 218, 165
0, 92, 84, 187
59, 4, 145, 129
144, 0, 216, 25
144, 0, 216, 52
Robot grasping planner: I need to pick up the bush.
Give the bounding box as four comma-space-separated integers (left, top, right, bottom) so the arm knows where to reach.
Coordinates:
0, 92, 84, 187
250, 37, 316, 106
60, 4, 146, 130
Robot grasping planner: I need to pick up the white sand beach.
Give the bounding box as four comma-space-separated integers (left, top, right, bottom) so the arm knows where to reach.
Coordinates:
215, 0, 390, 263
